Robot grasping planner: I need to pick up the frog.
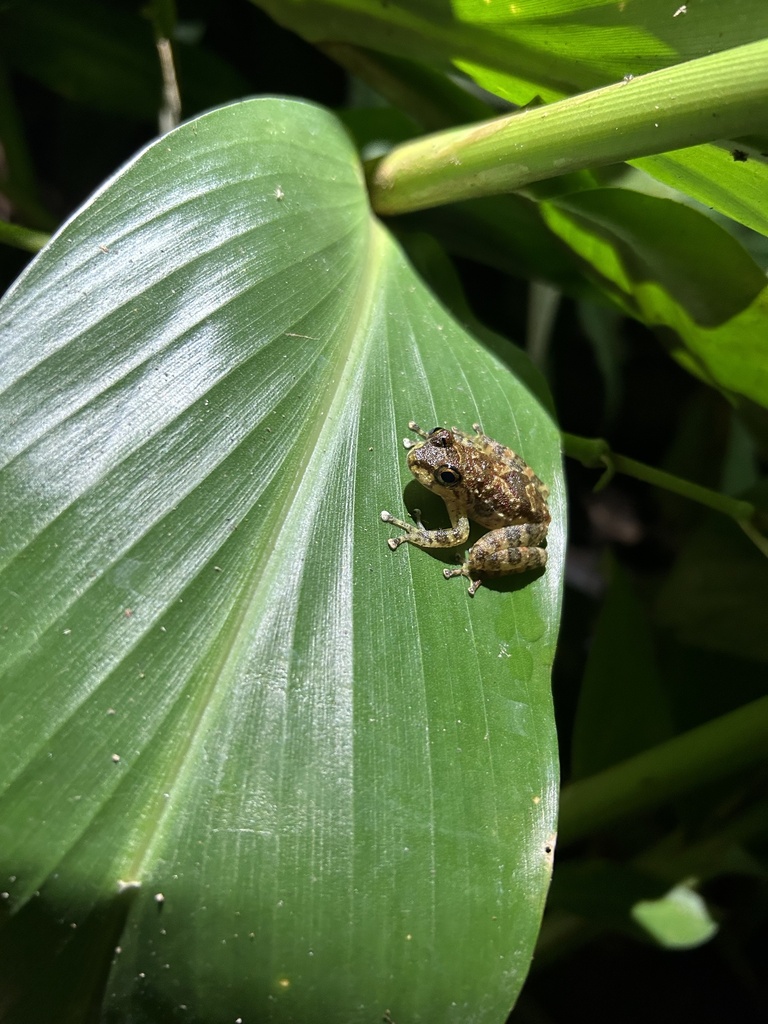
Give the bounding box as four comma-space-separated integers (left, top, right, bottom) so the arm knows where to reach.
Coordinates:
380, 421, 550, 596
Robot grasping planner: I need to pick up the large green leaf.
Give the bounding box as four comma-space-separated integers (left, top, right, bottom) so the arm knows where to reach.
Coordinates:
0, 98, 563, 1022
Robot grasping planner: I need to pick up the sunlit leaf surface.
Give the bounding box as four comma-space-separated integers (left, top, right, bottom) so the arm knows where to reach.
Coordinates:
634, 142, 768, 238
0, 98, 563, 1022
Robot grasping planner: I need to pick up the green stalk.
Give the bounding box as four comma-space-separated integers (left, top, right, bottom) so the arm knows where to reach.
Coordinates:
0, 221, 50, 254
559, 697, 768, 846
561, 432, 767, 554
369, 38, 768, 214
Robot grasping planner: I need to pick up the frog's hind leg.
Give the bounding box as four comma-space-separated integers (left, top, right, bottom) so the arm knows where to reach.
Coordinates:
444, 522, 548, 595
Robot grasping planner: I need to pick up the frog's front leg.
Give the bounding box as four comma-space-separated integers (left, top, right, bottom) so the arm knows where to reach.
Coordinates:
444, 522, 548, 596
380, 508, 470, 552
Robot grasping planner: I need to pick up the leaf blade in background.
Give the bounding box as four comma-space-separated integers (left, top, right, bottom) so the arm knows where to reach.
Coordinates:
0, 97, 563, 1023
633, 142, 768, 239
571, 559, 672, 780
539, 188, 768, 409
254, 0, 768, 105
258, 1, 768, 277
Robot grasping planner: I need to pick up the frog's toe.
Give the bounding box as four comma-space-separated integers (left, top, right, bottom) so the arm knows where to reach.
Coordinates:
410, 508, 426, 530
443, 564, 483, 595
381, 510, 412, 533
387, 536, 407, 551
443, 564, 466, 580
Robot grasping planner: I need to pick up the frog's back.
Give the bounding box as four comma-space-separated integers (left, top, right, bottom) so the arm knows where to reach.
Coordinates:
454, 426, 550, 529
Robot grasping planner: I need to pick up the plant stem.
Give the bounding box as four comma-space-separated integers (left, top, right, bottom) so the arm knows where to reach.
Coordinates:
561, 432, 766, 549
0, 221, 50, 254
558, 697, 768, 846
369, 38, 768, 215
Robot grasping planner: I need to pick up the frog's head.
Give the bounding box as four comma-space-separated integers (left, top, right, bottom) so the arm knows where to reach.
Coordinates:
406, 428, 465, 495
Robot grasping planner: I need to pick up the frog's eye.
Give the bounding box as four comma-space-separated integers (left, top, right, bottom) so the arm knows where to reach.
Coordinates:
429, 429, 451, 448
435, 465, 462, 486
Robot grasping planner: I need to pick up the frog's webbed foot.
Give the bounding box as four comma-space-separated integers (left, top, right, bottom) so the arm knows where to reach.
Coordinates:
381, 510, 407, 549
381, 508, 469, 551
407, 421, 432, 439
381, 508, 428, 550
404, 422, 445, 449
443, 564, 483, 596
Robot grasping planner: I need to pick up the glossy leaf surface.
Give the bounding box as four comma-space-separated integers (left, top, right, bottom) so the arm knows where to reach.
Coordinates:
0, 98, 563, 1022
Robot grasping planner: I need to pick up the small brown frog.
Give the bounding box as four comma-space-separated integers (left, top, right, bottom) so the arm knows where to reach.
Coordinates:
381, 421, 550, 596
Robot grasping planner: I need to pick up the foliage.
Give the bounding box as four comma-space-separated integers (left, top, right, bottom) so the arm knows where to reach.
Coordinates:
1, 1, 767, 1022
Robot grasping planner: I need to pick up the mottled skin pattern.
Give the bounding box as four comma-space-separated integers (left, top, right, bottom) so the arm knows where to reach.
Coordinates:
381, 421, 550, 596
